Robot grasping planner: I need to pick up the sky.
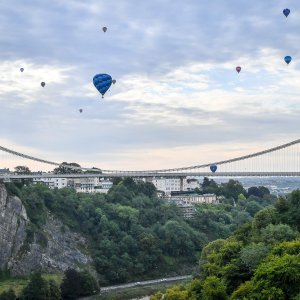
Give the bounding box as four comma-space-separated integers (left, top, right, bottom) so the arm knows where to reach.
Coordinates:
0, 0, 299, 171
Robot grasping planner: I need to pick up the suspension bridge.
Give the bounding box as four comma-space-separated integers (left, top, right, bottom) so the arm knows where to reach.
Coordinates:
0, 139, 300, 179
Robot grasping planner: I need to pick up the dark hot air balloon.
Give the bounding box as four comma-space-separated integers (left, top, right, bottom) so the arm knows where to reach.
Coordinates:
102, 27, 107, 32
284, 56, 292, 65
210, 164, 217, 173
79, 109, 83, 113
93, 74, 112, 98
236, 66, 241, 73
41, 82, 45, 87
283, 8, 290, 18
112, 79, 116, 84
20, 68, 24, 72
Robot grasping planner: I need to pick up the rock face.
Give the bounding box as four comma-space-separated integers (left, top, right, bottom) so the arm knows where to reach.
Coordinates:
0, 183, 93, 276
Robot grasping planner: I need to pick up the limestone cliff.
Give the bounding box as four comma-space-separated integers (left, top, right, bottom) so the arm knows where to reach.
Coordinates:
0, 183, 93, 276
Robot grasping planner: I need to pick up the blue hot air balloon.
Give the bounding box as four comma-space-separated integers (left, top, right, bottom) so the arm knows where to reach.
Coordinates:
210, 164, 217, 173
93, 74, 112, 98
283, 8, 290, 18
284, 56, 292, 65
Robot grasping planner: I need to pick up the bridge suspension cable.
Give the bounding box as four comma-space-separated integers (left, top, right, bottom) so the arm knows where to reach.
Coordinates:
0, 139, 299, 174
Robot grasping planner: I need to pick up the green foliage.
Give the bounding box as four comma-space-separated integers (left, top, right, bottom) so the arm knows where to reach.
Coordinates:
53, 162, 82, 174
247, 186, 270, 198
277, 190, 300, 230
260, 223, 298, 245
245, 201, 262, 217
0, 288, 16, 300
239, 243, 268, 272
252, 207, 277, 232
61, 269, 99, 299
202, 276, 228, 300
250, 254, 300, 299
230, 281, 253, 300
21, 273, 49, 300
153, 190, 300, 300
271, 240, 300, 256
48, 279, 62, 300
14, 165, 31, 175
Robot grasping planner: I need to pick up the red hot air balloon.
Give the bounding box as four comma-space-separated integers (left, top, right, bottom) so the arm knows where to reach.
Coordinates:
236, 66, 241, 73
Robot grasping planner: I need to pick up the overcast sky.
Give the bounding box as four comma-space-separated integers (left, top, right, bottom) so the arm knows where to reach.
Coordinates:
0, 0, 299, 171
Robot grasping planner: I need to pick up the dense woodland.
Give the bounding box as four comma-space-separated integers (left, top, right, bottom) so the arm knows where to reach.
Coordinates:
1, 177, 295, 299
151, 189, 300, 300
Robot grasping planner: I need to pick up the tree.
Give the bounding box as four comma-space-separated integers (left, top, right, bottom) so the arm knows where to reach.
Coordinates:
252, 207, 276, 232
79, 271, 99, 296
14, 165, 31, 175
250, 254, 300, 299
48, 279, 62, 300
61, 269, 98, 299
0, 288, 16, 300
21, 273, 49, 300
260, 224, 298, 245
220, 180, 246, 200
240, 243, 269, 272
201, 276, 228, 300
247, 186, 270, 198
61, 269, 82, 299
245, 201, 263, 217
53, 162, 82, 174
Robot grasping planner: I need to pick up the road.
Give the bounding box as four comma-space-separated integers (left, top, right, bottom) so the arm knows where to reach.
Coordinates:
80, 275, 192, 299
99, 275, 192, 293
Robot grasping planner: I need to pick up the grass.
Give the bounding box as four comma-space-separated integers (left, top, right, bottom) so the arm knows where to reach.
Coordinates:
91, 279, 190, 300
0, 273, 63, 296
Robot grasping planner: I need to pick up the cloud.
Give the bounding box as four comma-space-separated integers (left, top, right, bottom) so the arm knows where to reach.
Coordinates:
0, 1, 299, 171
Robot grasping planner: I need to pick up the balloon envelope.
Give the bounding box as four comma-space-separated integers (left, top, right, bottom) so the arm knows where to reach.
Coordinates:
20, 68, 24, 72
236, 66, 241, 73
112, 79, 116, 84
284, 56, 292, 64
210, 164, 217, 173
41, 82, 45, 87
79, 109, 83, 113
93, 74, 112, 97
102, 27, 107, 32
283, 8, 290, 17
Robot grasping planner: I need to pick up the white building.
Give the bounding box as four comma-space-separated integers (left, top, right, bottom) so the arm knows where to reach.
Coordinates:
33, 177, 67, 189
94, 180, 113, 194
33, 176, 113, 194
169, 194, 218, 204
151, 177, 200, 195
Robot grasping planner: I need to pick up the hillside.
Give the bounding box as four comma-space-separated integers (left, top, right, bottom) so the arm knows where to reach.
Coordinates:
151, 190, 300, 299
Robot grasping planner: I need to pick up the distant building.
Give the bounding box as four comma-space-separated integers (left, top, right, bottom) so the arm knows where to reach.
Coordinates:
33, 177, 67, 189
168, 199, 196, 219
168, 193, 218, 204
0, 168, 10, 174
151, 177, 200, 195
33, 175, 113, 194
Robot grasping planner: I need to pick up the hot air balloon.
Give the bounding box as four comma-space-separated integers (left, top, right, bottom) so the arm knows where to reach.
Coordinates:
41, 82, 45, 87
236, 66, 241, 73
284, 56, 292, 65
102, 27, 107, 32
112, 79, 116, 84
20, 68, 24, 72
79, 109, 83, 113
210, 164, 217, 173
93, 74, 112, 98
283, 8, 290, 18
